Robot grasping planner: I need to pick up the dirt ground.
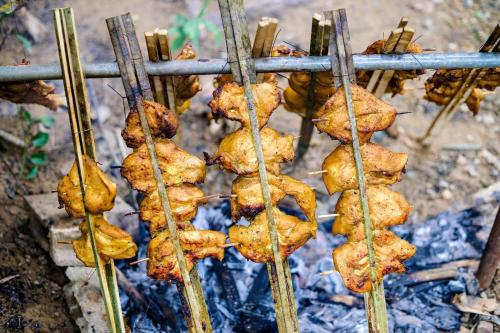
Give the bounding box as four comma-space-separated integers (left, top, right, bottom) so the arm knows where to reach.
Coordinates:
0, 0, 498, 332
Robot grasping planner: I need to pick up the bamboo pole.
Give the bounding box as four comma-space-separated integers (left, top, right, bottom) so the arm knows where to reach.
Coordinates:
144, 31, 166, 106
325, 8, 389, 333
54, 8, 124, 333
295, 14, 322, 163
218, 1, 299, 331
106, 14, 212, 332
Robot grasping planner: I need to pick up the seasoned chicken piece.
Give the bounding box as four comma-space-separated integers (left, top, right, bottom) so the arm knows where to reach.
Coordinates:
333, 230, 415, 293
72, 216, 137, 267
122, 139, 206, 193
122, 100, 178, 148
465, 88, 484, 116
173, 44, 201, 100
322, 143, 407, 194
333, 186, 411, 236
208, 81, 281, 128
57, 156, 117, 218
230, 174, 317, 225
356, 40, 425, 96
231, 174, 286, 221
140, 185, 206, 233
147, 228, 226, 282
0, 61, 63, 111
314, 85, 397, 144
207, 127, 294, 175
229, 208, 316, 263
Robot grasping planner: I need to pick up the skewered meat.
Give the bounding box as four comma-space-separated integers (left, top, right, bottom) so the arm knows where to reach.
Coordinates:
229, 208, 316, 263
333, 186, 411, 236
333, 229, 415, 293
230, 174, 317, 225
121, 138, 206, 193
73, 216, 137, 267
314, 84, 397, 144
207, 127, 294, 175
147, 228, 226, 282
322, 143, 407, 194
140, 185, 207, 233
208, 81, 281, 128
173, 44, 201, 99
0, 61, 62, 111
122, 100, 178, 148
173, 44, 202, 114
424, 67, 499, 115
356, 40, 424, 96
57, 156, 116, 217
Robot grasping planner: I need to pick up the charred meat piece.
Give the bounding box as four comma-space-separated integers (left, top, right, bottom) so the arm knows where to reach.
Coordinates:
230, 174, 317, 226
147, 228, 226, 282
229, 208, 316, 263
333, 230, 415, 293
0, 61, 63, 110
121, 139, 206, 193
207, 127, 294, 175
322, 143, 407, 194
356, 40, 425, 96
208, 81, 281, 128
122, 100, 178, 148
314, 85, 397, 144
173, 44, 201, 100
333, 186, 411, 236
465, 88, 484, 116
57, 156, 117, 218
140, 185, 206, 233
73, 216, 137, 267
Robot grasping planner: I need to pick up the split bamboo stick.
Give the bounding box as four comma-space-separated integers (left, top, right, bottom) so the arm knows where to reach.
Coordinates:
325, 8, 389, 333
54, 8, 125, 333
144, 31, 166, 106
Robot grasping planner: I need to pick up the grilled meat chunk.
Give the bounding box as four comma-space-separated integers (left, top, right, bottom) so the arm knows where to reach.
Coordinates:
140, 185, 206, 233
57, 156, 117, 217
207, 127, 294, 175
322, 143, 407, 194
208, 81, 281, 128
229, 208, 316, 263
333, 186, 411, 236
314, 85, 397, 144
333, 230, 415, 293
73, 216, 137, 267
122, 100, 179, 148
147, 228, 226, 282
121, 139, 206, 193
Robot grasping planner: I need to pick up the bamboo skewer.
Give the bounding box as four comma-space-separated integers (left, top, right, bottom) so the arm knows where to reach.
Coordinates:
420, 24, 500, 142
295, 14, 322, 164
325, 8, 389, 333
54, 8, 124, 333
218, 1, 299, 332
106, 14, 212, 333
144, 31, 166, 106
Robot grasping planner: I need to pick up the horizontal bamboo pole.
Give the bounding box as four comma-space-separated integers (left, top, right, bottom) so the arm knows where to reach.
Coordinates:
0, 53, 499, 82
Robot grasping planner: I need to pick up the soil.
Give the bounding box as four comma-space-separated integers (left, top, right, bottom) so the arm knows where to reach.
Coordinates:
0, 0, 498, 332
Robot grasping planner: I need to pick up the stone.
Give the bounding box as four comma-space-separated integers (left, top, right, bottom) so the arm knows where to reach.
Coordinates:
64, 267, 107, 333
442, 189, 453, 200
476, 321, 493, 333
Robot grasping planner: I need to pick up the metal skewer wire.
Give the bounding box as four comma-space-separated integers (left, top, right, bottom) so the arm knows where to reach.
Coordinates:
0, 52, 499, 82
325, 8, 389, 333
106, 14, 212, 333
218, 0, 299, 331
54, 7, 125, 332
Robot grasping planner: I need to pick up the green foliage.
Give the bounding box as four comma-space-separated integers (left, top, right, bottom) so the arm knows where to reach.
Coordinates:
16, 106, 54, 180
170, 0, 222, 51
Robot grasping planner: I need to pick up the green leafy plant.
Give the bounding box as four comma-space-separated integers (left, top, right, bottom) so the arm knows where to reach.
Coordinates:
170, 0, 222, 51
17, 106, 54, 179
